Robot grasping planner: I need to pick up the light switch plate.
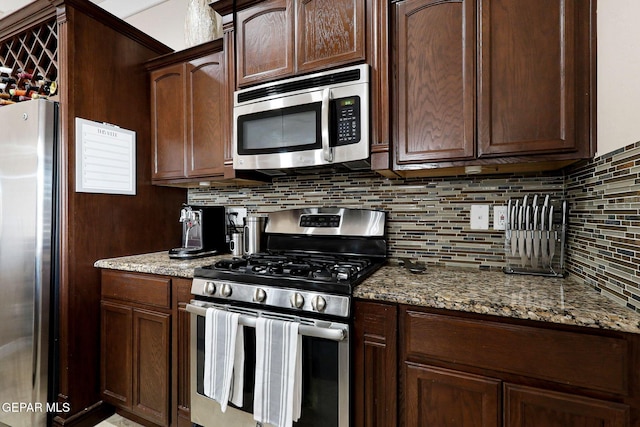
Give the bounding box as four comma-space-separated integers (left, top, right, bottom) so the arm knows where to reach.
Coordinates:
493, 205, 508, 230
470, 205, 490, 230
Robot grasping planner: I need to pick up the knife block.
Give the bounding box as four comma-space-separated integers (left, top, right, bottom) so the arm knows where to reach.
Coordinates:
503, 197, 567, 277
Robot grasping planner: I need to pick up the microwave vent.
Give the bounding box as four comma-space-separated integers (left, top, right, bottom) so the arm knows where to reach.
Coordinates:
237, 68, 362, 103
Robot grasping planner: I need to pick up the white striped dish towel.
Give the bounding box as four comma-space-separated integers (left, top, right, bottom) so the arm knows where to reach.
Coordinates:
253, 317, 302, 427
203, 307, 245, 412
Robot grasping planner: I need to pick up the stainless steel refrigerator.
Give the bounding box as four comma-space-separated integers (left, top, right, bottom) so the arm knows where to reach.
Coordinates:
0, 99, 58, 427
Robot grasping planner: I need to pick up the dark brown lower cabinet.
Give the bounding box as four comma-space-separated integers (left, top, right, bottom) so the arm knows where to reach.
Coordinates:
353, 300, 397, 427
132, 309, 171, 425
101, 301, 133, 408
405, 364, 499, 427
354, 300, 640, 427
504, 383, 629, 427
100, 270, 192, 427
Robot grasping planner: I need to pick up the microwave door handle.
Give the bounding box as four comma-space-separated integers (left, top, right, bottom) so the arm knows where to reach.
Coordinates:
321, 87, 333, 162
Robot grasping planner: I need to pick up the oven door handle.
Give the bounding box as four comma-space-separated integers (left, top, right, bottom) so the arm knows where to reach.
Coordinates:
186, 303, 347, 342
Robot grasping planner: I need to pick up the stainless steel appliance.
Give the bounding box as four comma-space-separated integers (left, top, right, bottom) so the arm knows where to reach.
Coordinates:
233, 64, 370, 175
187, 207, 387, 427
0, 100, 58, 427
169, 205, 228, 259
243, 215, 266, 255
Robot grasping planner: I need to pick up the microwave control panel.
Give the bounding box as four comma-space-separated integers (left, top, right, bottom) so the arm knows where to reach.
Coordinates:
333, 96, 361, 146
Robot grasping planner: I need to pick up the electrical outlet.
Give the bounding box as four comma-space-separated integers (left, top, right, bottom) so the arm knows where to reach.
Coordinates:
226, 207, 247, 230
493, 205, 508, 230
470, 205, 490, 230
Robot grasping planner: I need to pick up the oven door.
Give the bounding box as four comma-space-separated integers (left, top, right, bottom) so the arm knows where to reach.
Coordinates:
233, 81, 369, 171
187, 301, 350, 427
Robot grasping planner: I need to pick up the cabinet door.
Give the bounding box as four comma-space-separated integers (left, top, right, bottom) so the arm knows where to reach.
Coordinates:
101, 301, 133, 409
132, 308, 171, 427
174, 279, 193, 427
353, 301, 397, 427
236, 0, 295, 86
477, 0, 588, 157
186, 51, 227, 178
504, 383, 629, 427
394, 0, 475, 164
405, 364, 500, 427
296, 0, 365, 73
150, 63, 186, 179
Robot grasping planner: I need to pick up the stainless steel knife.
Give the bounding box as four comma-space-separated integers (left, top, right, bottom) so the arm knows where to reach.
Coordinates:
548, 204, 556, 265
506, 198, 513, 250
525, 205, 532, 259
511, 201, 519, 257
518, 204, 526, 267
540, 204, 548, 265
532, 205, 539, 268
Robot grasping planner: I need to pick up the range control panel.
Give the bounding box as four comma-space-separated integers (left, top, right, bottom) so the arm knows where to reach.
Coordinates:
300, 214, 341, 228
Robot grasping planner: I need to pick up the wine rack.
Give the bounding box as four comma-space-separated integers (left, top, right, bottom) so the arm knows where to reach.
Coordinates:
0, 18, 58, 103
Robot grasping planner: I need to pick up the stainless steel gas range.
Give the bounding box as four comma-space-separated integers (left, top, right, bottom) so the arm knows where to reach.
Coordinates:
187, 207, 387, 427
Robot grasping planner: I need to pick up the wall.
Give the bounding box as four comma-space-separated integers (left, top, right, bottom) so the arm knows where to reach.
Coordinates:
566, 142, 640, 311
189, 172, 564, 270
596, 0, 640, 156
125, 0, 188, 51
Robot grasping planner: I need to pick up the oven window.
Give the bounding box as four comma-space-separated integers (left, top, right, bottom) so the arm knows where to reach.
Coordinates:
237, 103, 322, 155
196, 317, 340, 426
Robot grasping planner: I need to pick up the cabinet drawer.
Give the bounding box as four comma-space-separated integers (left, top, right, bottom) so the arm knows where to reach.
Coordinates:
403, 309, 628, 395
102, 271, 171, 309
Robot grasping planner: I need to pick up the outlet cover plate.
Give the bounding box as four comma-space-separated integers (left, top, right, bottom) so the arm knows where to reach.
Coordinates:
493, 205, 508, 230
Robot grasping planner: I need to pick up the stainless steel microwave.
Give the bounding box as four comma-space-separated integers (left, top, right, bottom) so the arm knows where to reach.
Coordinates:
233, 64, 370, 174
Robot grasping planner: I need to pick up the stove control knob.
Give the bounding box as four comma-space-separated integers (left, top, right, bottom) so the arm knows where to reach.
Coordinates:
311, 296, 327, 312
221, 284, 232, 297
290, 293, 305, 309
254, 288, 267, 303
204, 281, 216, 295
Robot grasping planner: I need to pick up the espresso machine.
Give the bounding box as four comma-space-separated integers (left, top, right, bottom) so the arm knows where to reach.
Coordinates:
169, 205, 228, 259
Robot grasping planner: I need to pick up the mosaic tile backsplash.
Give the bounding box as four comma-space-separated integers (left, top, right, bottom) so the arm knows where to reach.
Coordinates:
188, 141, 640, 313
565, 141, 640, 312
189, 171, 565, 270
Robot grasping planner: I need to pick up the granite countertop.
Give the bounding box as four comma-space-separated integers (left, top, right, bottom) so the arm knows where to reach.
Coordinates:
95, 252, 640, 334
355, 266, 640, 334
94, 251, 226, 278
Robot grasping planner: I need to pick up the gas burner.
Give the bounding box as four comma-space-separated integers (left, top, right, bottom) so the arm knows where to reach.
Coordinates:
213, 258, 246, 270
208, 252, 376, 285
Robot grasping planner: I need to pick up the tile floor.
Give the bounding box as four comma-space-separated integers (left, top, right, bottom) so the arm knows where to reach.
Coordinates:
93, 414, 145, 427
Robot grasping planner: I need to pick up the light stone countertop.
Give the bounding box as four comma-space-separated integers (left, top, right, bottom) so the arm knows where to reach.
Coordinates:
355, 266, 640, 334
94, 252, 640, 334
94, 251, 227, 278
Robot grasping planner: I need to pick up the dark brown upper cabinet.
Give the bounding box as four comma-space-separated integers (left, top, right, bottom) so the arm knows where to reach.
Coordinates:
392, 0, 596, 177
148, 40, 227, 183
235, 0, 366, 87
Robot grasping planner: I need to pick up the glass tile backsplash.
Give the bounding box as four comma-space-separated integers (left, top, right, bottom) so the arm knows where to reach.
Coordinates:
188, 141, 640, 312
